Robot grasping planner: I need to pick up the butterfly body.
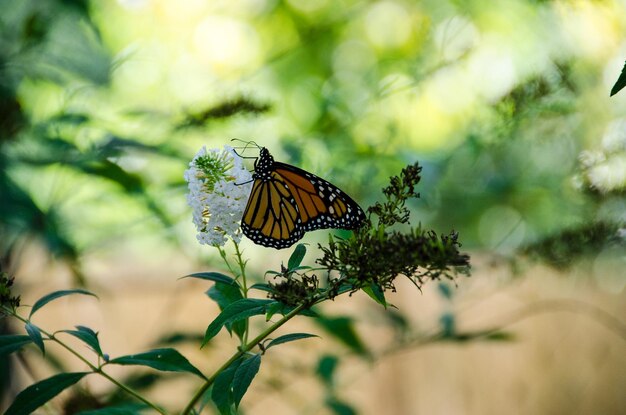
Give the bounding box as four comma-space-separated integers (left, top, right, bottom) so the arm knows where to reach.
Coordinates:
241, 147, 365, 249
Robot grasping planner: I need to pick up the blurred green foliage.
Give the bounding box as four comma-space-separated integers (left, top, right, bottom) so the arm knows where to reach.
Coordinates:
2, 0, 624, 278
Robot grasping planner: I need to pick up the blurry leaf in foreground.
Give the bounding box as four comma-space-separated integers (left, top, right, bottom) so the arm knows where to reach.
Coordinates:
153, 332, 205, 346
76, 403, 149, 414
315, 316, 368, 357
438, 330, 515, 342
326, 397, 357, 415
316, 354, 339, 387
610, 61, 626, 96
4, 372, 89, 415
0, 335, 32, 358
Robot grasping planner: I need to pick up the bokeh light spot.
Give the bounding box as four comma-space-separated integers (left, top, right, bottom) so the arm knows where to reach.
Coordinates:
365, 1, 412, 50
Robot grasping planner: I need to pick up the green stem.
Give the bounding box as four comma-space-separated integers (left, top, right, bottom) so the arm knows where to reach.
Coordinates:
5, 306, 168, 415
217, 243, 250, 346
180, 302, 308, 415
233, 241, 250, 345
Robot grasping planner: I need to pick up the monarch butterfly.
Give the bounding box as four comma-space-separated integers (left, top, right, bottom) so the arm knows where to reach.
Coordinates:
241, 147, 366, 249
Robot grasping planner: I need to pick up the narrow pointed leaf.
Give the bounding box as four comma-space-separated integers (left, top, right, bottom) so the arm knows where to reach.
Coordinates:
266, 333, 319, 350
76, 403, 149, 414
326, 397, 357, 415
610, 61, 626, 96
249, 283, 272, 293
211, 357, 245, 414
203, 299, 274, 346
25, 323, 45, 355
30, 289, 98, 318
317, 355, 339, 386
0, 335, 32, 358
182, 272, 236, 286
287, 244, 307, 270
108, 348, 205, 378
207, 282, 245, 340
5, 372, 89, 415
232, 354, 261, 408
60, 325, 103, 357
315, 317, 368, 356
362, 283, 386, 307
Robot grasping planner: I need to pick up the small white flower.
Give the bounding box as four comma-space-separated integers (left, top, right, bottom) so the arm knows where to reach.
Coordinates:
184, 145, 253, 246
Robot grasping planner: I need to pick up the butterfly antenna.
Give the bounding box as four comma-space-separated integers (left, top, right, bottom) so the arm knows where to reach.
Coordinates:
231, 138, 261, 159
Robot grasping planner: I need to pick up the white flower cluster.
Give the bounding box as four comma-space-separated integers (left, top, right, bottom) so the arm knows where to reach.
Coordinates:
184, 145, 253, 246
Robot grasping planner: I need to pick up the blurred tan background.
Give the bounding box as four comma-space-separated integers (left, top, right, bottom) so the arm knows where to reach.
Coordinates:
7, 245, 625, 414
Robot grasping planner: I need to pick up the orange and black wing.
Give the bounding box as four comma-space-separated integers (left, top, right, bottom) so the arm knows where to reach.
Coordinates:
273, 162, 365, 232
241, 173, 304, 249
241, 161, 365, 249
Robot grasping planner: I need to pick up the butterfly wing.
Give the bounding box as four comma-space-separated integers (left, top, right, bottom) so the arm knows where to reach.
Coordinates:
241, 173, 305, 249
273, 162, 365, 232
241, 151, 365, 249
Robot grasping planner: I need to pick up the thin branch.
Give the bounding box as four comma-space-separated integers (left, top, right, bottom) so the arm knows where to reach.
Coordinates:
180, 302, 309, 415
4, 306, 168, 415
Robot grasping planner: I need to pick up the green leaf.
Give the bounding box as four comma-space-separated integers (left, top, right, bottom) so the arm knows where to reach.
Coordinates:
288, 244, 307, 270
0, 335, 32, 358
59, 325, 103, 357
154, 332, 205, 346
483, 331, 515, 341
108, 348, 205, 378
211, 357, 245, 414
77, 404, 149, 414
4, 372, 89, 415
207, 283, 243, 309
266, 333, 319, 350
24, 323, 45, 355
182, 272, 237, 286
316, 355, 338, 386
249, 283, 272, 293
315, 317, 368, 356
437, 282, 453, 300
203, 299, 274, 346
610, 61, 626, 96
326, 397, 357, 415
29, 289, 98, 318
440, 313, 456, 338
362, 283, 387, 307
207, 282, 246, 341
232, 354, 261, 408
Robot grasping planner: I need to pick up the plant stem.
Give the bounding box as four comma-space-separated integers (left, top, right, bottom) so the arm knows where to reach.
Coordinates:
217, 243, 250, 347
5, 306, 168, 415
233, 241, 250, 345
180, 302, 308, 415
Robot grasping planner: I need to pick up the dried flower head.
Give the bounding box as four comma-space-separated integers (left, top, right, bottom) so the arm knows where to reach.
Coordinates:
184, 145, 253, 246
267, 265, 320, 306
0, 271, 20, 311
318, 161, 470, 295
